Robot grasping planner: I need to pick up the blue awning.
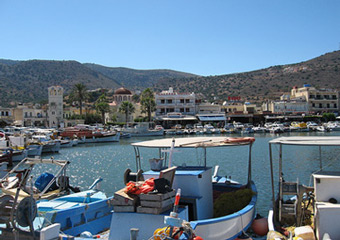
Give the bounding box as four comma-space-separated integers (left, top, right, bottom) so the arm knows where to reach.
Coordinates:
197, 116, 226, 121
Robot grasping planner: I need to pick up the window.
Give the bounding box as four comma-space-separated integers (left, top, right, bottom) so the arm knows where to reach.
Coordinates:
332, 95, 337, 99
186, 108, 190, 112
180, 108, 184, 112
52, 111, 55, 115
161, 100, 165, 104
312, 103, 315, 107
180, 99, 184, 103
186, 99, 190, 103
319, 103, 322, 108
309, 95, 315, 99
167, 100, 172, 104
335, 104, 337, 108
327, 103, 330, 108
324, 95, 329, 99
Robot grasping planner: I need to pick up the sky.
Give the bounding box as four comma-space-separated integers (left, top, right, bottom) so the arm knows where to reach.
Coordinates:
1, 0, 340, 76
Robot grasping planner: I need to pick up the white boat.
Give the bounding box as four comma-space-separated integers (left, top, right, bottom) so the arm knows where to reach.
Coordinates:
27, 144, 43, 156
316, 126, 331, 132
108, 137, 257, 240
11, 149, 28, 162
122, 123, 164, 137
84, 131, 120, 143
60, 139, 74, 148
268, 136, 340, 240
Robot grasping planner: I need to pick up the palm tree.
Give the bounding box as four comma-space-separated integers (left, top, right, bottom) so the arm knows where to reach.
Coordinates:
95, 94, 110, 124
69, 83, 89, 116
140, 88, 156, 122
119, 101, 135, 124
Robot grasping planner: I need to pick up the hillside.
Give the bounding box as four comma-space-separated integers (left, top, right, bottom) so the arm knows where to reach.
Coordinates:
0, 60, 122, 105
155, 50, 340, 102
0, 50, 340, 106
83, 63, 197, 89
0, 60, 195, 106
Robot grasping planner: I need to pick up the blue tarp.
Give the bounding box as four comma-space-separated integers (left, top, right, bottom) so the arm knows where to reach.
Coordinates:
198, 116, 226, 121
35, 172, 54, 192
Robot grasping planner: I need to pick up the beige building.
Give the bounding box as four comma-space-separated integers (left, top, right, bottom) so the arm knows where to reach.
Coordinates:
11, 104, 47, 127
48, 86, 64, 128
155, 87, 196, 116
291, 85, 339, 114
108, 88, 142, 123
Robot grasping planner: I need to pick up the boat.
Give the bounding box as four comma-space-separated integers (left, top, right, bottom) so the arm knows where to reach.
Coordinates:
0, 176, 112, 239
0, 157, 79, 200
31, 135, 61, 153
61, 126, 120, 143
84, 131, 120, 143
0, 148, 13, 167
108, 136, 257, 240
268, 136, 340, 240
122, 122, 164, 137
27, 143, 43, 156
36, 180, 113, 237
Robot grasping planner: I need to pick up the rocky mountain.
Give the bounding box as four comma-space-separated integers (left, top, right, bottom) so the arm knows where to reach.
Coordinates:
0, 50, 339, 106
155, 50, 340, 102
84, 63, 197, 90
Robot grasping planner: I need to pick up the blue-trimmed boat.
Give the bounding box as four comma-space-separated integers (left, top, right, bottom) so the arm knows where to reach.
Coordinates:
36, 180, 113, 237
108, 137, 257, 240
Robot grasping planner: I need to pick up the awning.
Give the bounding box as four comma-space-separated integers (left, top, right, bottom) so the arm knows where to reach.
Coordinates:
156, 116, 197, 121
197, 115, 226, 121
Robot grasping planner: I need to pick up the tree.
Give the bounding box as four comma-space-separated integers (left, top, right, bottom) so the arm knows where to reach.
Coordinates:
140, 88, 156, 122
95, 94, 110, 124
119, 101, 135, 124
69, 83, 89, 116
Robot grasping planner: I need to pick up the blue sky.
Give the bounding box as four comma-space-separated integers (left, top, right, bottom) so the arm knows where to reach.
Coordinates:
1, 0, 340, 76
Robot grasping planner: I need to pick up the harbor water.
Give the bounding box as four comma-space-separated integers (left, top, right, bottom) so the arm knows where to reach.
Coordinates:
39, 131, 340, 217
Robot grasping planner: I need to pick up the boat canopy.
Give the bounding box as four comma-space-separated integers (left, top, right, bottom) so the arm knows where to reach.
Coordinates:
132, 137, 254, 149
269, 136, 340, 146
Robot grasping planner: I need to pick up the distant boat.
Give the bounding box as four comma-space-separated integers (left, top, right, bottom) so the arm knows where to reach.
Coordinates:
122, 123, 164, 137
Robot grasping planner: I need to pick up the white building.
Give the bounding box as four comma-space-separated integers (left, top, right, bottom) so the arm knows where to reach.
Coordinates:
291, 84, 339, 113
155, 87, 196, 116
48, 86, 64, 128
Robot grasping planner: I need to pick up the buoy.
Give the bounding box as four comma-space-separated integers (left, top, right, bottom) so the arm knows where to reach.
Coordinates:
251, 217, 269, 236
193, 236, 204, 240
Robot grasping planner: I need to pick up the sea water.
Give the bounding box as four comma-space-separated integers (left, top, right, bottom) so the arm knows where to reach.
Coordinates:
40, 131, 340, 217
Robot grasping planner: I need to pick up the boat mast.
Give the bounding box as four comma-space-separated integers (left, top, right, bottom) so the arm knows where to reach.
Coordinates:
269, 143, 276, 217
247, 142, 253, 184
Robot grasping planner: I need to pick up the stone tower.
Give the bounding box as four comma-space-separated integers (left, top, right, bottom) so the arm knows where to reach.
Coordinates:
48, 86, 64, 128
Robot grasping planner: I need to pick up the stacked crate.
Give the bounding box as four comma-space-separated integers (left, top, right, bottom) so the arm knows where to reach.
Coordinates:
137, 190, 176, 214
112, 188, 139, 212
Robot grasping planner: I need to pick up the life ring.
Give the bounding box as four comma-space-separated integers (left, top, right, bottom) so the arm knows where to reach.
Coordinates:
224, 137, 255, 143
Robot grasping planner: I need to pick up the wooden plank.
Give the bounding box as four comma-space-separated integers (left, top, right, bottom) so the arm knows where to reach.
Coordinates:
140, 197, 175, 208
136, 204, 172, 215
113, 205, 135, 212
139, 190, 176, 201
114, 188, 138, 206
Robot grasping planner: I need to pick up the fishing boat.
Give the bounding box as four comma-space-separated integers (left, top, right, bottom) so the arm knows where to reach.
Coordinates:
108, 136, 257, 240
35, 179, 113, 237
0, 157, 79, 200
268, 136, 340, 240
122, 122, 165, 137
0, 176, 112, 239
